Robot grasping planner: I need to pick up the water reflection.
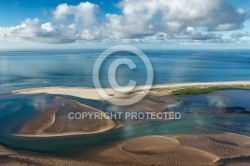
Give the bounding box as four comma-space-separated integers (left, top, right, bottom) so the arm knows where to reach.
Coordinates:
1, 50, 250, 92
0, 90, 249, 156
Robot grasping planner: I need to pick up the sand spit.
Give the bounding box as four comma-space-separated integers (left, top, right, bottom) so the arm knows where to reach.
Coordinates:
11, 81, 250, 101
13, 97, 117, 137
3, 81, 250, 165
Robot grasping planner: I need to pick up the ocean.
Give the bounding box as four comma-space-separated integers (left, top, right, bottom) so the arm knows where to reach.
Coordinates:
0, 49, 250, 155
1, 49, 250, 92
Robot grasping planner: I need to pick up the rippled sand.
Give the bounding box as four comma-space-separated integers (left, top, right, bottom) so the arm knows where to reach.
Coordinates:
1, 133, 250, 165
4, 82, 250, 165
85, 133, 250, 165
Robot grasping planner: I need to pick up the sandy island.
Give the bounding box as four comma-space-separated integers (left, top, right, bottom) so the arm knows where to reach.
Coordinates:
12, 96, 118, 137
11, 81, 250, 100
7, 81, 250, 138
1, 81, 250, 165
11, 95, 167, 137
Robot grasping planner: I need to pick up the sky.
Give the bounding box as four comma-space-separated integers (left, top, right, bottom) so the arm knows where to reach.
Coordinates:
0, 0, 250, 49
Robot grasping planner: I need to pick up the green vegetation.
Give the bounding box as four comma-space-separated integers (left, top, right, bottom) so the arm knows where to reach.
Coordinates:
122, 85, 250, 96
108, 93, 114, 96
172, 86, 250, 95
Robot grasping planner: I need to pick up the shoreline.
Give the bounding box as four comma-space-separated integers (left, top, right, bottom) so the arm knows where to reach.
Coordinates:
5, 81, 250, 139
10, 81, 250, 100
11, 97, 118, 138
3, 132, 250, 165
2, 82, 250, 165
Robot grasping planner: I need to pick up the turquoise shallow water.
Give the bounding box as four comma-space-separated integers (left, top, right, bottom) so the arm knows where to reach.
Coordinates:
1, 49, 250, 157
0, 90, 249, 156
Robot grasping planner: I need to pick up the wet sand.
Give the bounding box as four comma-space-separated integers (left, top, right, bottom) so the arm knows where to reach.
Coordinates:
12, 97, 118, 137
11, 96, 167, 137
125, 98, 166, 112
3, 81, 250, 165
1, 132, 250, 165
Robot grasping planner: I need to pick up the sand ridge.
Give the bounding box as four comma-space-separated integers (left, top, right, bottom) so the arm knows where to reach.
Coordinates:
3, 81, 250, 165
2, 129, 250, 165
11, 81, 250, 100
12, 96, 118, 137
87, 133, 250, 165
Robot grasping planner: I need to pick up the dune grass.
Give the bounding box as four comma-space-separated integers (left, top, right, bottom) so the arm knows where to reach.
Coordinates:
172, 86, 250, 95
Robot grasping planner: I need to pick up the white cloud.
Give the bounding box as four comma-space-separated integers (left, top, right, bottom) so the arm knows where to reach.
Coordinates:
106, 0, 247, 38
174, 27, 222, 40
151, 27, 222, 41
53, 2, 100, 27
0, 18, 75, 44
0, 0, 248, 44
41, 22, 55, 32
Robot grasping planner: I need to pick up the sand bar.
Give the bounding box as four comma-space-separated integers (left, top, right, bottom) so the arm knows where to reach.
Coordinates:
2, 132, 250, 165
12, 97, 118, 138
11, 81, 250, 100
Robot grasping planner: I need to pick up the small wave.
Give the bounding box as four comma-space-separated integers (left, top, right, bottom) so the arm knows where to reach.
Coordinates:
0, 81, 49, 87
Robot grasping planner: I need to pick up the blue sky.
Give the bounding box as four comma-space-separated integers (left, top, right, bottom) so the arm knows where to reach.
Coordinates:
0, 0, 249, 49
0, 0, 120, 26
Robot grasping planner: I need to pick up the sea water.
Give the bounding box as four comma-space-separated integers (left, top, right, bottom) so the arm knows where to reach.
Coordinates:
0, 90, 249, 155
1, 49, 250, 92
0, 49, 250, 156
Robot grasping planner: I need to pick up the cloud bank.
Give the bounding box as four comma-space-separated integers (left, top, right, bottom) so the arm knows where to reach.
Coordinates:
0, 0, 248, 44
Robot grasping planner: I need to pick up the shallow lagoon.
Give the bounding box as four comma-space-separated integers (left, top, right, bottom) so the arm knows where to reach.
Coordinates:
0, 90, 249, 157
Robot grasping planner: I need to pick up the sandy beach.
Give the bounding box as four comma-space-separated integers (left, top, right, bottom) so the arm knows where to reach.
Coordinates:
11, 81, 250, 100
2, 0, 250, 164
1, 81, 250, 165
8, 81, 250, 138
